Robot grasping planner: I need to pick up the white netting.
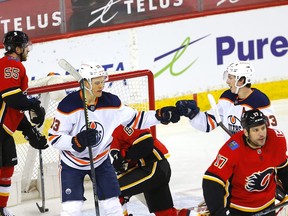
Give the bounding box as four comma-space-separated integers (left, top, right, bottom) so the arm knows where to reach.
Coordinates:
13, 70, 155, 199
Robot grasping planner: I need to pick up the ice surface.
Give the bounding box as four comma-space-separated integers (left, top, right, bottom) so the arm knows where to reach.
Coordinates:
9, 99, 288, 215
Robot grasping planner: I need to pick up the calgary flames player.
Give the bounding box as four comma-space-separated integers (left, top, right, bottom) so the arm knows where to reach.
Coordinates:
110, 125, 193, 216
0, 30, 48, 216
203, 109, 288, 216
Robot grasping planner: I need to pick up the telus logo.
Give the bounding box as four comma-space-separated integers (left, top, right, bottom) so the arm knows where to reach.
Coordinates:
216, 35, 288, 65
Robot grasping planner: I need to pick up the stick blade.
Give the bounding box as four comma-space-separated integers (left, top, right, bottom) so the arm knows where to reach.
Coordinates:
207, 93, 216, 108
36, 202, 49, 213
58, 59, 82, 82
207, 93, 221, 123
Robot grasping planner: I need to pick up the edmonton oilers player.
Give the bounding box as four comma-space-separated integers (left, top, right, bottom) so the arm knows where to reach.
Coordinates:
176, 61, 277, 139
48, 62, 180, 216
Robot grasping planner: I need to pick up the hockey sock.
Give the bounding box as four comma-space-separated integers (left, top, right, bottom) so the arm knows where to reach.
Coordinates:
177, 208, 191, 216
0, 166, 14, 207
119, 196, 129, 216
154, 207, 177, 216
100, 197, 123, 215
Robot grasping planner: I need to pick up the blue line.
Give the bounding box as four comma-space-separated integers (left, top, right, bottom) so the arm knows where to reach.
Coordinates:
154, 34, 210, 62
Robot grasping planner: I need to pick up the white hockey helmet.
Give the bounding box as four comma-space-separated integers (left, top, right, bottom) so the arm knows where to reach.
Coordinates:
79, 62, 108, 82
223, 61, 255, 86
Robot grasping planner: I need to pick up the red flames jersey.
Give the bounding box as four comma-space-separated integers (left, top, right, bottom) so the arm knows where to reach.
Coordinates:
203, 128, 287, 212
111, 125, 170, 167
0, 56, 28, 134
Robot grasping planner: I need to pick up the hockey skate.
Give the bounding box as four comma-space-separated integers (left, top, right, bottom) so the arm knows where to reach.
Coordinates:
0, 207, 14, 216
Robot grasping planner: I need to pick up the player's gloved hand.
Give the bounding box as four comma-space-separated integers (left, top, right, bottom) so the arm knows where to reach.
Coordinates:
110, 150, 128, 174
29, 98, 46, 127
176, 100, 200, 120
275, 179, 286, 201
155, 106, 180, 124
23, 126, 49, 150
71, 129, 97, 152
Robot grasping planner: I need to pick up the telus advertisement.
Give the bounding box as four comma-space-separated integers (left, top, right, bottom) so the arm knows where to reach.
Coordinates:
0, 5, 287, 99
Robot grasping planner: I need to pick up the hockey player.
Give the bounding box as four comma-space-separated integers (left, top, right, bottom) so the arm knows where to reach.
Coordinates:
110, 125, 190, 216
202, 109, 288, 216
48, 62, 180, 216
0, 31, 48, 216
175, 61, 278, 139
175, 61, 285, 205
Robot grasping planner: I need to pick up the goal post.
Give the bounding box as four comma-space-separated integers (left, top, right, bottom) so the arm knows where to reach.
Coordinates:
12, 70, 156, 204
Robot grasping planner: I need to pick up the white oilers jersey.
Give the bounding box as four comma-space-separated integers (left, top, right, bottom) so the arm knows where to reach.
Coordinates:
48, 90, 159, 170
190, 88, 277, 140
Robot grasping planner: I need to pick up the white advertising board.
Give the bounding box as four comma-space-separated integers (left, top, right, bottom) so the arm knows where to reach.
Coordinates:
2, 5, 288, 99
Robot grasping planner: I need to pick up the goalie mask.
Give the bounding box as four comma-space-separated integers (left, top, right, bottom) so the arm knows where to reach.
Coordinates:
3, 31, 31, 53
223, 61, 255, 93
241, 109, 267, 130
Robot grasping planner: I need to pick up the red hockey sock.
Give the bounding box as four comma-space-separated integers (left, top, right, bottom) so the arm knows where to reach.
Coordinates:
154, 207, 177, 216
177, 208, 191, 216
0, 166, 14, 207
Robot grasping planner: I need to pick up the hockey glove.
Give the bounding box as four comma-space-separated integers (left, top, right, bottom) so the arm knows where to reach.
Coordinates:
155, 106, 180, 124
23, 126, 49, 150
29, 98, 46, 127
110, 150, 128, 174
176, 100, 200, 120
71, 129, 97, 152
275, 179, 286, 201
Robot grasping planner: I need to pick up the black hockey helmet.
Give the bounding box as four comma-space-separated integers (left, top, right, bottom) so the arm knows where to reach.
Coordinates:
3, 31, 30, 53
241, 109, 267, 130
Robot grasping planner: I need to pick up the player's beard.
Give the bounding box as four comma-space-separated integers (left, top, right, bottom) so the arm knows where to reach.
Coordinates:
20, 51, 28, 61
246, 136, 266, 148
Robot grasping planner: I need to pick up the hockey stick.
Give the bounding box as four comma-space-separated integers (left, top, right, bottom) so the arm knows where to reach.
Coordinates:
58, 59, 100, 216
252, 197, 288, 216
207, 93, 232, 136
29, 126, 49, 213
36, 148, 49, 213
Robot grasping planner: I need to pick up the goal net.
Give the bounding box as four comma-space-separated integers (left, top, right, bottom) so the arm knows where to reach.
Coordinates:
12, 70, 155, 203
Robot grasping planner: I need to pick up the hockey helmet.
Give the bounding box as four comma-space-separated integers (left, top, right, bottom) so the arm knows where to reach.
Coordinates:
79, 62, 108, 82
241, 109, 267, 130
3, 31, 31, 52
223, 61, 255, 86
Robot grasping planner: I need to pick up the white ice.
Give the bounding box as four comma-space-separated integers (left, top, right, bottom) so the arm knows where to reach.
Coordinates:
9, 99, 288, 215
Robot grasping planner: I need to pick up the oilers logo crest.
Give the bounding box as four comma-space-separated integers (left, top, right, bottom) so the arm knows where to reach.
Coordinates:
227, 115, 242, 135
80, 121, 104, 147
245, 168, 274, 192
